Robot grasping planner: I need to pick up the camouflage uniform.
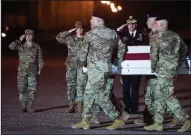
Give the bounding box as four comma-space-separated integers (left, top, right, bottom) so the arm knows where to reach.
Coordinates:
144, 31, 159, 113
78, 25, 125, 120
143, 30, 191, 133
145, 31, 174, 115
90, 74, 122, 124
89, 77, 116, 122
56, 31, 87, 105
90, 47, 122, 121
150, 30, 189, 124
9, 32, 44, 112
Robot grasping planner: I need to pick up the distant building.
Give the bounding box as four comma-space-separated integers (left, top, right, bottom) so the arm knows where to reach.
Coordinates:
2, 1, 94, 31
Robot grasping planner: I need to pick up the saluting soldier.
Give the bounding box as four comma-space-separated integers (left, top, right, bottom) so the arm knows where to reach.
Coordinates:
117, 16, 147, 114
9, 29, 44, 112
71, 11, 129, 130
56, 21, 87, 113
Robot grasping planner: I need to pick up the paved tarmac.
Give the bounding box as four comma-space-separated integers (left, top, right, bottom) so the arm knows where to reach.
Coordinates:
1, 56, 191, 134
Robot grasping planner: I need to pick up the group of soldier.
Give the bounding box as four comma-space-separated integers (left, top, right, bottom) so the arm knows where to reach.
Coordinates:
9, 10, 190, 132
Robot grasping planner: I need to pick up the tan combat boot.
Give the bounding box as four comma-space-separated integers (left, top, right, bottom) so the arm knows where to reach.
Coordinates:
71, 117, 91, 129
178, 119, 191, 132
144, 122, 163, 131
106, 119, 125, 130
76, 101, 83, 113
20, 101, 27, 112
66, 102, 75, 113
106, 111, 130, 130
28, 100, 34, 113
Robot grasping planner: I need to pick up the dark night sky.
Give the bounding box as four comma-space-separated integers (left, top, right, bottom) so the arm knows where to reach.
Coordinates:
1, 1, 190, 31
1, 1, 190, 57
96, 1, 190, 31
2, 1, 30, 15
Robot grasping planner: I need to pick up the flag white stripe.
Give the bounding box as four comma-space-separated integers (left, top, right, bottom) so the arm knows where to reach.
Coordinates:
121, 68, 155, 75
121, 60, 151, 68
127, 46, 150, 53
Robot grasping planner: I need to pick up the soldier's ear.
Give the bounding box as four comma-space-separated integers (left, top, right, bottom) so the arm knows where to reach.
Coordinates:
160, 22, 163, 27
32, 35, 35, 39
97, 19, 100, 23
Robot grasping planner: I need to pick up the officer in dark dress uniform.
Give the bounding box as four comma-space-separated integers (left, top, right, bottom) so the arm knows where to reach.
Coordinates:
117, 16, 148, 114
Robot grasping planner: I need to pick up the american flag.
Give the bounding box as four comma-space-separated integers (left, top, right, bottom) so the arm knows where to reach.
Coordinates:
83, 46, 190, 75
119, 46, 190, 75
121, 46, 155, 75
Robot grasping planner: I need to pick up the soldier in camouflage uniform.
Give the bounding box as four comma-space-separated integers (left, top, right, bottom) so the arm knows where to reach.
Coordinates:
144, 17, 190, 132
9, 29, 44, 113
56, 21, 87, 113
134, 14, 181, 127
144, 26, 176, 126
82, 51, 123, 125
71, 11, 130, 130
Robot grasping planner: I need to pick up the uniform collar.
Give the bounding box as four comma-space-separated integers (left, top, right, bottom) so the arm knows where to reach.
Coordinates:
129, 30, 137, 36
159, 29, 167, 37
74, 35, 84, 40
149, 30, 159, 36
91, 24, 105, 30
24, 42, 34, 48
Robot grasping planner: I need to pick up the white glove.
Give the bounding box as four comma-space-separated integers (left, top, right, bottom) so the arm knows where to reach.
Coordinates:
83, 66, 87, 73
38, 70, 41, 75
111, 64, 118, 73
120, 61, 126, 68
153, 72, 157, 76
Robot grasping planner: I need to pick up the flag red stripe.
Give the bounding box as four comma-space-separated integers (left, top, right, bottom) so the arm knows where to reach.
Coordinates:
124, 53, 150, 60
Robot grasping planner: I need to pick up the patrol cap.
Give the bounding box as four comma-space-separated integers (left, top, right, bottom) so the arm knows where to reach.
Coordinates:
25, 29, 34, 35
126, 16, 137, 24
75, 21, 85, 29
92, 10, 106, 20
147, 13, 158, 18
155, 15, 167, 21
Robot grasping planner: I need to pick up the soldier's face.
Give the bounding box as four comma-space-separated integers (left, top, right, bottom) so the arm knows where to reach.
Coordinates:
147, 17, 156, 29
76, 28, 83, 35
90, 16, 97, 28
26, 34, 34, 42
127, 23, 137, 31
153, 21, 161, 31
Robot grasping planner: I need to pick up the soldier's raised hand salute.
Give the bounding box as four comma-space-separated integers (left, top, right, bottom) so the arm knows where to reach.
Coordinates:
117, 24, 127, 31
19, 34, 25, 41
69, 28, 77, 33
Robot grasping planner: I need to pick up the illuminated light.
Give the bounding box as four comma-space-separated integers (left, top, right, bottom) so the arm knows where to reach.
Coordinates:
111, 4, 118, 11
110, 3, 114, 7
112, 10, 117, 13
106, 1, 110, 5
101, 1, 119, 13
2, 33, 6, 37
5, 26, 9, 31
117, 5, 122, 10
111, 7, 118, 13
101, 1, 107, 4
